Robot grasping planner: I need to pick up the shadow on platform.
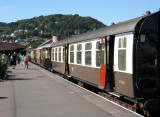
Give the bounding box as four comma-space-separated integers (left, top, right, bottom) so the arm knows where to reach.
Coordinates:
7, 78, 34, 81
0, 97, 8, 99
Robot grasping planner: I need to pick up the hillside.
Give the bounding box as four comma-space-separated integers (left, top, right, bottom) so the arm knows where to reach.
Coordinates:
0, 14, 106, 41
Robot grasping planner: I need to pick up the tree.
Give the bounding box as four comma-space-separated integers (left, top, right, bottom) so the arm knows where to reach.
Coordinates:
0, 14, 106, 41
31, 40, 43, 49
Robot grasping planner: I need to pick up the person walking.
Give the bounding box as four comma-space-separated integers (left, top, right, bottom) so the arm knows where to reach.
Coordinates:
8, 54, 12, 66
24, 55, 28, 69
17, 53, 20, 64
10, 52, 17, 69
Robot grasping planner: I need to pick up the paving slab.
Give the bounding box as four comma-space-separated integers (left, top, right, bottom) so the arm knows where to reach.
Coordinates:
0, 62, 142, 117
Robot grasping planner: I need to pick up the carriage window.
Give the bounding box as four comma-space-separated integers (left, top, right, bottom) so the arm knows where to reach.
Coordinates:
45, 51, 47, 58
47, 50, 50, 59
70, 45, 74, 63
45, 50, 47, 59
101, 43, 106, 65
42, 50, 45, 58
52, 48, 54, 61
118, 37, 126, 48
118, 37, 127, 71
31, 52, 34, 59
55, 48, 57, 61
96, 41, 100, 67
59, 47, 61, 62
85, 43, 92, 66
36, 51, 40, 59
63, 47, 65, 62
44, 49, 48, 59
77, 44, 82, 64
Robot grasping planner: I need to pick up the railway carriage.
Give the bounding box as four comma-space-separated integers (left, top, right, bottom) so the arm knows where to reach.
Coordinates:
26, 11, 160, 115
35, 39, 53, 67
50, 11, 160, 115
26, 50, 31, 61
30, 48, 37, 63
35, 48, 41, 65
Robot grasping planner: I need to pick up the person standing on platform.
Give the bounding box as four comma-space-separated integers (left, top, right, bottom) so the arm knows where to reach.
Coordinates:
17, 53, 20, 64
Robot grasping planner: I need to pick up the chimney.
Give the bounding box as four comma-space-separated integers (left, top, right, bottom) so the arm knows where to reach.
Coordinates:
52, 36, 63, 43
146, 11, 151, 15
111, 22, 115, 25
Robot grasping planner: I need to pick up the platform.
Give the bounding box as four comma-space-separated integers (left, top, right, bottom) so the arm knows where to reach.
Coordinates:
0, 62, 142, 117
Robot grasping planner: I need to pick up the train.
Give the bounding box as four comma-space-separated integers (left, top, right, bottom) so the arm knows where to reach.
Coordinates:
28, 11, 160, 116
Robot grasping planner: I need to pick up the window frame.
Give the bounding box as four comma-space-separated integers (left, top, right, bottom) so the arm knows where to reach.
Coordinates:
68, 39, 101, 68
51, 48, 55, 61
85, 42, 92, 66
118, 37, 127, 71
76, 44, 82, 64
55, 48, 57, 61
58, 47, 61, 62
69, 45, 75, 64
96, 41, 101, 67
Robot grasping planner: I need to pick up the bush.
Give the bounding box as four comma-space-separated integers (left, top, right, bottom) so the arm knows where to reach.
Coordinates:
0, 59, 7, 80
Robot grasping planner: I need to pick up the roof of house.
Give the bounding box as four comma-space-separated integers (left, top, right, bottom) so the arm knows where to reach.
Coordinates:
0, 42, 26, 51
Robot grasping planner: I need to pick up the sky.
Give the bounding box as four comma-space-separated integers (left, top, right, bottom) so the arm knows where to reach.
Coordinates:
0, 0, 160, 25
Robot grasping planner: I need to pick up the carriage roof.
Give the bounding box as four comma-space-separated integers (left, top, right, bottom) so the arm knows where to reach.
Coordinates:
51, 12, 153, 47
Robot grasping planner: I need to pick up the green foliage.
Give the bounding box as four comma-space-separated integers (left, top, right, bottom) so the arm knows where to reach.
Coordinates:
0, 54, 7, 80
0, 62, 7, 79
31, 40, 43, 49
0, 14, 106, 40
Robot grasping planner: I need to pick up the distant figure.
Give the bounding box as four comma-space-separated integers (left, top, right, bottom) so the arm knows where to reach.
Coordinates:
24, 55, 28, 69
21, 55, 24, 62
2, 54, 7, 64
17, 53, 20, 64
11, 52, 17, 69
20, 54, 24, 65
8, 54, 11, 61
8, 54, 12, 66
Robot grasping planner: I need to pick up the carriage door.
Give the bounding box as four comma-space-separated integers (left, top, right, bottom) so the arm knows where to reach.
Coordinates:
63, 44, 69, 74
114, 32, 134, 98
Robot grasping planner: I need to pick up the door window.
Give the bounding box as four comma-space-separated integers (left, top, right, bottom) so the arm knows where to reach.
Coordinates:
77, 44, 82, 64
85, 43, 92, 65
96, 41, 101, 67
70, 45, 74, 63
55, 48, 57, 61
59, 47, 61, 62
118, 37, 127, 71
